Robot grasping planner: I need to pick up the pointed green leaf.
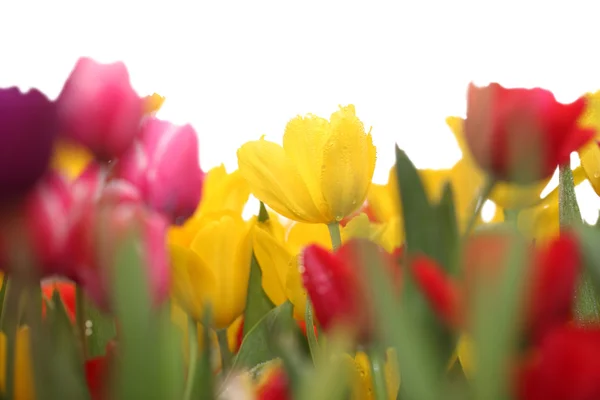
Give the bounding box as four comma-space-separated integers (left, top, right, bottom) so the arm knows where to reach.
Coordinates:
573, 225, 600, 321
435, 182, 461, 277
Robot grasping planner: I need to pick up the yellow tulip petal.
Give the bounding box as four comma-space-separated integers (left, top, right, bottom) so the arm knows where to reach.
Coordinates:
190, 214, 252, 328
0, 327, 34, 400
237, 139, 324, 223
350, 351, 400, 400
341, 213, 385, 247
457, 335, 474, 377
518, 201, 559, 244
285, 256, 307, 321
367, 182, 397, 223
419, 168, 452, 203
490, 177, 551, 210
169, 244, 217, 321
195, 165, 251, 218
446, 116, 470, 158
253, 226, 293, 306
51, 139, 93, 180
579, 141, 600, 196
321, 105, 376, 222
286, 222, 331, 255
282, 115, 330, 215
227, 316, 244, 352
378, 217, 403, 253
143, 93, 166, 114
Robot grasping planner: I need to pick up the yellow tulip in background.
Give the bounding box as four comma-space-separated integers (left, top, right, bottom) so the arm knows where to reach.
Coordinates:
237, 105, 376, 224
252, 212, 392, 320
577, 90, 600, 195
0, 327, 34, 400
170, 212, 253, 329
347, 350, 400, 400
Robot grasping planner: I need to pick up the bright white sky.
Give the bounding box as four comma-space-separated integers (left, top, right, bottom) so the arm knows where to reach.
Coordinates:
2, 1, 600, 222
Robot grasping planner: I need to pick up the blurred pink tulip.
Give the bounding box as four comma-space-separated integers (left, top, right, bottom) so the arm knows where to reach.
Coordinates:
57, 58, 144, 161
111, 118, 204, 224
67, 187, 170, 311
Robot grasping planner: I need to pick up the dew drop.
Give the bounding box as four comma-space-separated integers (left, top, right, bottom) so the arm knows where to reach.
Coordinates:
85, 328, 93, 336
85, 320, 93, 328
594, 172, 600, 179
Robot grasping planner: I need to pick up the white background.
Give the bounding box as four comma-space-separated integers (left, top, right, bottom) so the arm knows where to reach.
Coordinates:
2, 1, 600, 221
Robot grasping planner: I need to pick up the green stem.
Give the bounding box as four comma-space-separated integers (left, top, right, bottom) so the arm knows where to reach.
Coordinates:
463, 178, 496, 238
558, 164, 600, 321
75, 285, 88, 359
0, 279, 20, 400
327, 222, 342, 251
368, 348, 389, 400
183, 316, 199, 400
305, 300, 319, 365
217, 329, 232, 371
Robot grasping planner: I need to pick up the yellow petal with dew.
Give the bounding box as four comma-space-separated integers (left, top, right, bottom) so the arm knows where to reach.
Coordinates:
253, 225, 293, 306
237, 139, 324, 223
285, 256, 307, 321
190, 213, 252, 329
320, 105, 377, 222
282, 114, 330, 216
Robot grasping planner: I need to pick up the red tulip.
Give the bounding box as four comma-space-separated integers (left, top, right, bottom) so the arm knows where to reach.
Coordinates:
256, 367, 290, 400
0, 87, 58, 202
110, 118, 205, 225
85, 341, 117, 400
41, 280, 76, 322
413, 232, 581, 343
464, 83, 594, 183
57, 58, 144, 161
301, 239, 398, 343
517, 325, 600, 400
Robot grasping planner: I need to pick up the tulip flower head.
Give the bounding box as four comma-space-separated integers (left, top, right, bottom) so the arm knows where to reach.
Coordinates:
57, 58, 144, 161
464, 83, 594, 183
0, 87, 58, 202
111, 118, 205, 225
238, 105, 376, 223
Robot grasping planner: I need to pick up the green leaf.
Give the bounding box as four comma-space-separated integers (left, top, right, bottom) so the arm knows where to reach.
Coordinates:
233, 301, 295, 370
243, 202, 275, 337
358, 239, 439, 400
186, 309, 214, 400
304, 300, 319, 364
84, 298, 116, 358
112, 235, 183, 399
394, 145, 456, 369
471, 232, 528, 400
435, 182, 460, 277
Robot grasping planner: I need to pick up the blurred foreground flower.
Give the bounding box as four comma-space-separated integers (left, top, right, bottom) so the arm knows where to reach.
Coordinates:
238, 105, 376, 223
0, 87, 58, 202
111, 118, 205, 224
464, 83, 594, 183
301, 239, 399, 343
0, 327, 33, 400
57, 58, 144, 161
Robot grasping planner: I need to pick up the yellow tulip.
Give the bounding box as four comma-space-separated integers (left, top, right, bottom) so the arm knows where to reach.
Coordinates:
170, 212, 253, 329
577, 91, 600, 195
169, 165, 251, 247
51, 94, 167, 180
252, 213, 393, 320
0, 327, 34, 400
517, 166, 586, 244
347, 349, 400, 400
237, 105, 377, 224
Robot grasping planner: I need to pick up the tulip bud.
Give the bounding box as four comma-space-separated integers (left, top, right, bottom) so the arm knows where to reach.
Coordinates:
111, 118, 204, 224
0, 87, 58, 202
57, 58, 144, 161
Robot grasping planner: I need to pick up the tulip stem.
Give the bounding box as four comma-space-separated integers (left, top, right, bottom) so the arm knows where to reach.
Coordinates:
463, 178, 495, 238
183, 316, 199, 400
305, 300, 320, 365
368, 347, 389, 400
217, 329, 232, 371
75, 285, 88, 359
327, 222, 342, 251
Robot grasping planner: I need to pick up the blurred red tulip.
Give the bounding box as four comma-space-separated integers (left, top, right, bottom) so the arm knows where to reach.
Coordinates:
57, 58, 144, 161
110, 118, 204, 225
41, 280, 76, 322
256, 367, 290, 400
464, 83, 594, 183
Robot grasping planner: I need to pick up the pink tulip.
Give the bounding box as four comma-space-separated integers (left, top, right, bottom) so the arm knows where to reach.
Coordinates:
0, 173, 72, 276
68, 186, 170, 311
57, 58, 144, 161
111, 118, 204, 224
